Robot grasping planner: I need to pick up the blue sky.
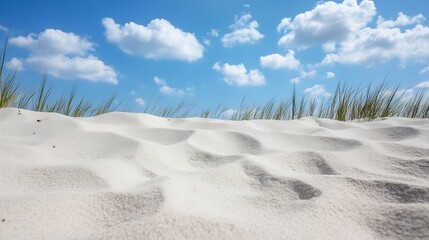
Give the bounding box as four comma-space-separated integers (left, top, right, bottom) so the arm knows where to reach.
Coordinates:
1, 0, 429, 112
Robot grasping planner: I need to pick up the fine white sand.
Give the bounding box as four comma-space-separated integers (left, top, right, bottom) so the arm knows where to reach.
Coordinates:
0, 108, 428, 239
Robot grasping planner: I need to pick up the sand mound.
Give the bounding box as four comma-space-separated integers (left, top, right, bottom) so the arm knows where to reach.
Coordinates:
0, 108, 428, 239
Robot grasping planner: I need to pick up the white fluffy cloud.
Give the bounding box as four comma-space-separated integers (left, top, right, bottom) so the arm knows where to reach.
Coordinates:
290, 70, 316, 84
326, 71, 335, 78
26, 55, 117, 84
277, 0, 429, 66
102, 17, 204, 62
6, 57, 24, 71
322, 21, 429, 65
221, 14, 264, 48
420, 66, 429, 74
10, 29, 94, 56
277, 0, 376, 49
277, 18, 291, 33
416, 80, 429, 88
212, 62, 266, 86
304, 85, 331, 98
154, 77, 193, 96
135, 98, 145, 106
9, 29, 117, 84
260, 50, 300, 70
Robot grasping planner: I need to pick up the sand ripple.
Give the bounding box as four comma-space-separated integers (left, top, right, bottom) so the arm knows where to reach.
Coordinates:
0, 108, 428, 239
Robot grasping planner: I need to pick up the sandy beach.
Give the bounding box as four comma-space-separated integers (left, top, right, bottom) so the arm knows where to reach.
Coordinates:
0, 107, 428, 239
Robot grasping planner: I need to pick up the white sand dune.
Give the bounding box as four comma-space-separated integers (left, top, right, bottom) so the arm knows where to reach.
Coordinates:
0, 108, 428, 239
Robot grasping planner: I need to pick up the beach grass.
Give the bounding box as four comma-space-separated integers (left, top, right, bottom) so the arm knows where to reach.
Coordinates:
1, 41, 428, 120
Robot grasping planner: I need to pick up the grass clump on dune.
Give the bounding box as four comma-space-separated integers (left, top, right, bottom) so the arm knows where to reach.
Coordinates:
1, 40, 428, 120
215, 81, 428, 121
139, 80, 428, 121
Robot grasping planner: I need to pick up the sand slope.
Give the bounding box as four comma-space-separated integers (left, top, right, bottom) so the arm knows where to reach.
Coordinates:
0, 108, 428, 239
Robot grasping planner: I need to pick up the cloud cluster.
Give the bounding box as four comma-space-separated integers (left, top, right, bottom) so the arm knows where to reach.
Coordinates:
102, 18, 204, 62
9, 29, 117, 84
322, 17, 429, 65
276, 0, 429, 66
212, 62, 265, 86
260, 50, 300, 70
304, 85, 331, 99
154, 77, 194, 96
277, 0, 376, 50
221, 14, 264, 48
11, 29, 94, 55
